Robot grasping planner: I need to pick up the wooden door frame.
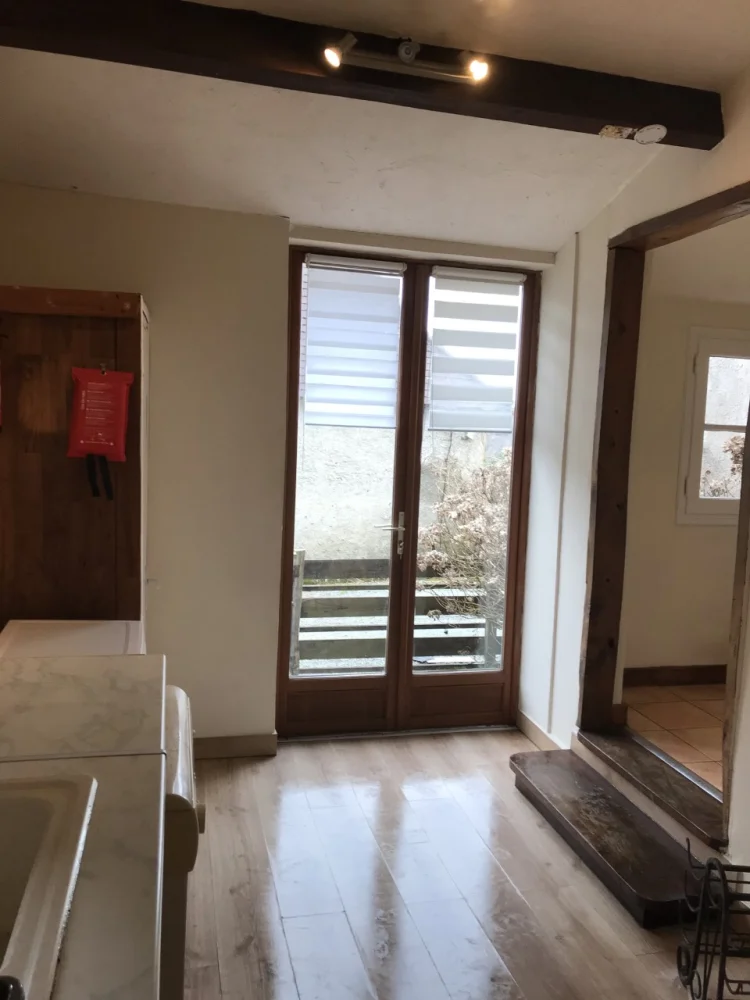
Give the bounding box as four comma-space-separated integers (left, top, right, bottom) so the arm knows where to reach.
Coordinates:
578, 179, 750, 841
275, 248, 541, 736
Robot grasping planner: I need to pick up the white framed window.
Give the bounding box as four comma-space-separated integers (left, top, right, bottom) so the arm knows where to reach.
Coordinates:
677, 327, 750, 525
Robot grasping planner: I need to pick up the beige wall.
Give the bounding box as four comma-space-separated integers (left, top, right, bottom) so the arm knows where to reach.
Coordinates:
621, 294, 750, 671
0, 182, 290, 739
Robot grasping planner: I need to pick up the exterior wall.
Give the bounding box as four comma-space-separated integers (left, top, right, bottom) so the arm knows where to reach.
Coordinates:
0, 181, 289, 740
295, 425, 504, 560
295, 426, 396, 560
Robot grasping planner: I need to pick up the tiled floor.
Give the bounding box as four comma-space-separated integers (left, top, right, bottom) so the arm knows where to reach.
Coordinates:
624, 683, 724, 791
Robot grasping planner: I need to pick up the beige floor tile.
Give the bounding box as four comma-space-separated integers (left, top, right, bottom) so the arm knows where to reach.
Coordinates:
691, 699, 724, 720
627, 709, 663, 734
673, 684, 726, 701
672, 727, 723, 760
623, 686, 681, 706
640, 730, 710, 764
637, 701, 718, 729
688, 761, 723, 790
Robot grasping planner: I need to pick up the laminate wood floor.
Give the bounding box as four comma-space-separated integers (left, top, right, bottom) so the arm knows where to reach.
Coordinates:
186, 730, 686, 1000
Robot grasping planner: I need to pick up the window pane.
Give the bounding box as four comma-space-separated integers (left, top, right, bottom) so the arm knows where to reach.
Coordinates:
413, 271, 524, 674
705, 356, 750, 426
290, 262, 403, 677
700, 429, 745, 499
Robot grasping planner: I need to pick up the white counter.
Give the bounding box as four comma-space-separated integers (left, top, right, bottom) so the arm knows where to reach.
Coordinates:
0, 620, 144, 658
0, 655, 165, 761
0, 643, 167, 1000
0, 754, 164, 1000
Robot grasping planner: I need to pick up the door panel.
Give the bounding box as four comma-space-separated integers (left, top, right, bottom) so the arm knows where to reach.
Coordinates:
394, 270, 527, 728
288, 258, 405, 683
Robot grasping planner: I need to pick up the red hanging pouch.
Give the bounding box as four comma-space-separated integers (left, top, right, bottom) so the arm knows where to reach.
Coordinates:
67, 367, 134, 463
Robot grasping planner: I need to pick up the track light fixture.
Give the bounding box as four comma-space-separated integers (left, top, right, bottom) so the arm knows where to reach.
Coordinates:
323, 34, 490, 85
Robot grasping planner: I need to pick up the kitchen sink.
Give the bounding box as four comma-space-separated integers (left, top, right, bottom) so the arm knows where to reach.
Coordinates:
0, 777, 97, 1000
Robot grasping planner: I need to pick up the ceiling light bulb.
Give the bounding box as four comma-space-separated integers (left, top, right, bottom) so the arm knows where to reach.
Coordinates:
468, 57, 489, 82
323, 32, 357, 70
324, 46, 341, 68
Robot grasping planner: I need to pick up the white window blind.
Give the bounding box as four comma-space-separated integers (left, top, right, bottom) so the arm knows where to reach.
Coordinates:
426, 267, 525, 433
300, 256, 405, 428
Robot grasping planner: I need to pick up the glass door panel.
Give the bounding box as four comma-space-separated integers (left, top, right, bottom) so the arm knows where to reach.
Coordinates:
413, 269, 525, 675
289, 257, 405, 679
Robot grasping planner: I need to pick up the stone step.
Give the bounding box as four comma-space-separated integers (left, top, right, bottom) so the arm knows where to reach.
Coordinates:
295, 653, 489, 675
298, 626, 495, 660
509, 750, 691, 929
299, 613, 484, 631
301, 588, 481, 618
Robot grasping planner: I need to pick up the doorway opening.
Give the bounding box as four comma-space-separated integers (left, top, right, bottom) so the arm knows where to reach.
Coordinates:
276, 250, 540, 737
579, 179, 750, 842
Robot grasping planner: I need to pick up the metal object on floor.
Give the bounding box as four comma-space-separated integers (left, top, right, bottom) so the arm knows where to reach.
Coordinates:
677, 843, 750, 998
161, 685, 204, 1000
0, 978, 24, 999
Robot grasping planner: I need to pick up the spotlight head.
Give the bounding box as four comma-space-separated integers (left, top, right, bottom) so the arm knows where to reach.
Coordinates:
468, 56, 489, 82
397, 39, 421, 65
324, 46, 341, 68
460, 52, 490, 82
323, 32, 357, 69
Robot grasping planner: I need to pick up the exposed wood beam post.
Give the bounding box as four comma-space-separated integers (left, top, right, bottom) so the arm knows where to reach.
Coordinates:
0, 0, 723, 150
579, 247, 645, 730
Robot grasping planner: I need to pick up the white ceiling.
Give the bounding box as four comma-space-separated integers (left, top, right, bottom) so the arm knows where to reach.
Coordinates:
194, 0, 750, 90
0, 47, 674, 252
649, 216, 750, 304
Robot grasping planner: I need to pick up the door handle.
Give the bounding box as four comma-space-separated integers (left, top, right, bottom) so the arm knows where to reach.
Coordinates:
374, 511, 405, 557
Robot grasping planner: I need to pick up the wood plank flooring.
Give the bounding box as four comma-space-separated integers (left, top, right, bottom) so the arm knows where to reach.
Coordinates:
186, 730, 687, 1000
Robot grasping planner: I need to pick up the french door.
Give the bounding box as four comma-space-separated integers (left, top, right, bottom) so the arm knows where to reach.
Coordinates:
276, 249, 539, 737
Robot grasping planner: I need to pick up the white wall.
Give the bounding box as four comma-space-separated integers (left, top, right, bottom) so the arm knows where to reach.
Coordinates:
0, 182, 289, 739
621, 293, 749, 671
521, 66, 750, 713
518, 236, 576, 739
520, 210, 614, 748
522, 64, 750, 859
549, 213, 613, 743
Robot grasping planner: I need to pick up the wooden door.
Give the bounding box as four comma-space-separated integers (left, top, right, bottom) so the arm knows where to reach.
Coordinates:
276, 252, 540, 737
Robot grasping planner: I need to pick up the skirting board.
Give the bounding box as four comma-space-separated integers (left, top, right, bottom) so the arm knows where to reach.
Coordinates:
623, 665, 726, 687
194, 732, 278, 760
516, 711, 564, 751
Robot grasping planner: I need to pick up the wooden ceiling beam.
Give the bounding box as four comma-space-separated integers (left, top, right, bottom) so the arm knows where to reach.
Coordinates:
0, 0, 724, 150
